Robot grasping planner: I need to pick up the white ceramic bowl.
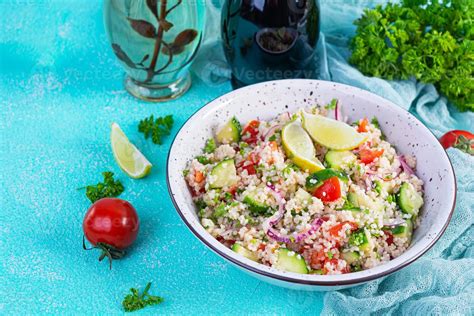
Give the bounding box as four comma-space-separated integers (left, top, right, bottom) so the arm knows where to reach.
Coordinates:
167, 79, 456, 290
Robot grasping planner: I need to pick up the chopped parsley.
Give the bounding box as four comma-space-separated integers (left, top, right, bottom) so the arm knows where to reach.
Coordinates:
204, 138, 216, 153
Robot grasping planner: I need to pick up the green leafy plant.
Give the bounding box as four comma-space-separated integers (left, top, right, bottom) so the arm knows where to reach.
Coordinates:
138, 114, 174, 144
122, 282, 163, 312
83, 171, 124, 203
350, 0, 473, 111
111, 0, 200, 83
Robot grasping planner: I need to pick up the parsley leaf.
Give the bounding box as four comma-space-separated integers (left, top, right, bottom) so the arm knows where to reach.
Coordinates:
122, 282, 163, 312
84, 171, 124, 203
138, 115, 174, 145
325, 98, 338, 110
204, 138, 216, 153
350, 0, 473, 112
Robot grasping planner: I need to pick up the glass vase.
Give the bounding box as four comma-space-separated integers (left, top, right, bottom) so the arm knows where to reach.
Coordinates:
104, 0, 205, 101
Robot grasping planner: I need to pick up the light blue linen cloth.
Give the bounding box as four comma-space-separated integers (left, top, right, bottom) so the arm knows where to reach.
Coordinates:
194, 1, 474, 314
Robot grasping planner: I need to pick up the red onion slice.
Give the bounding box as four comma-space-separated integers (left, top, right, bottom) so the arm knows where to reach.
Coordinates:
294, 218, 323, 242
335, 100, 340, 121
398, 155, 414, 175
264, 185, 323, 243
264, 124, 282, 141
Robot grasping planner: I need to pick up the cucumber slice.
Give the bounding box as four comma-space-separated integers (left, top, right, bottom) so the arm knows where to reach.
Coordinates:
349, 229, 373, 253
209, 159, 238, 189
216, 117, 241, 144
275, 249, 309, 274
324, 150, 356, 170
374, 180, 395, 195
232, 243, 258, 262
397, 182, 423, 215
243, 190, 271, 216
347, 191, 384, 212
341, 251, 361, 264
391, 220, 414, 242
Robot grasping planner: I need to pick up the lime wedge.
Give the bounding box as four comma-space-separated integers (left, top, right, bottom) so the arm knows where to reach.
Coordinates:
302, 112, 367, 150
281, 121, 325, 172
111, 123, 152, 179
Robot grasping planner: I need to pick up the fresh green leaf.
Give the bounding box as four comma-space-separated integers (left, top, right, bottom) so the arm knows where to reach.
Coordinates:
122, 282, 163, 312
349, 0, 474, 112
138, 115, 174, 145
196, 156, 210, 164
325, 98, 338, 110
204, 138, 216, 153
84, 172, 124, 203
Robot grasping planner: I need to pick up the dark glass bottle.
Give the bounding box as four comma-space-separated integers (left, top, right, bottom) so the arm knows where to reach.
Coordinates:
222, 0, 320, 88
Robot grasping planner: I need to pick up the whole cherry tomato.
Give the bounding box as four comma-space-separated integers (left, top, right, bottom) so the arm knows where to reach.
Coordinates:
83, 198, 139, 268
439, 130, 473, 155
313, 176, 341, 202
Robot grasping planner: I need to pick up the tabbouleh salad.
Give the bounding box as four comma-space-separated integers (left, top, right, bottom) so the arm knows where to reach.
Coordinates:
184, 100, 424, 275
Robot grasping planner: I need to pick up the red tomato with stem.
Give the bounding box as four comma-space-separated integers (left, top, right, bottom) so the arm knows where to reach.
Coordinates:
359, 148, 384, 164
83, 198, 139, 268
439, 130, 473, 154
313, 177, 341, 202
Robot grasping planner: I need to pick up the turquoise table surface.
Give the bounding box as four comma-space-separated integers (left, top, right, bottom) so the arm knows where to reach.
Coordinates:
0, 1, 327, 314
2, 0, 474, 315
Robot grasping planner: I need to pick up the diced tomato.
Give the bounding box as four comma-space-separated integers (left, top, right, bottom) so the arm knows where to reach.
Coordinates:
228, 185, 238, 197
258, 243, 266, 251
195, 170, 204, 183
358, 118, 369, 133
313, 177, 341, 202
269, 141, 279, 151
238, 152, 260, 175
328, 221, 358, 237
310, 249, 327, 266
248, 152, 260, 164
322, 258, 340, 274
242, 163, 256, 175
385, 231, 394, 246
321, 215, 331, 222
359, 148, 384, 164
242, 120, 260, 145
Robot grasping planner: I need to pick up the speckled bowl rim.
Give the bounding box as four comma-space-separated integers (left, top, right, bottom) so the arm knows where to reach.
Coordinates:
166, 79, 456, 286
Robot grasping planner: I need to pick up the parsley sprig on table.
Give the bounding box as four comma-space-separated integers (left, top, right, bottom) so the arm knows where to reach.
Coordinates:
122, 282, 164, 312
350, 0, 473, 111
84, 171, 124, 203
138, 115, 174, 144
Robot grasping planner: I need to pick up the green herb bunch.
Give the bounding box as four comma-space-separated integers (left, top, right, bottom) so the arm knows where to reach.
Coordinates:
138, 114, 174, 144
84, 171, 124, 203
350, 0, 473, 111
122, 282, 163, 312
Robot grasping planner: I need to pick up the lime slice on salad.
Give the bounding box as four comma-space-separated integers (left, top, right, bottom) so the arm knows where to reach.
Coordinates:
111, 122, 152, 179
302, 112, 367, 150
281, 121, 325, 172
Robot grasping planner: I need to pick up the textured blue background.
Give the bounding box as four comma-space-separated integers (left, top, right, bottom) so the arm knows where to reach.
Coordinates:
2, 0, 474, 315
0, 0, 326, 314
